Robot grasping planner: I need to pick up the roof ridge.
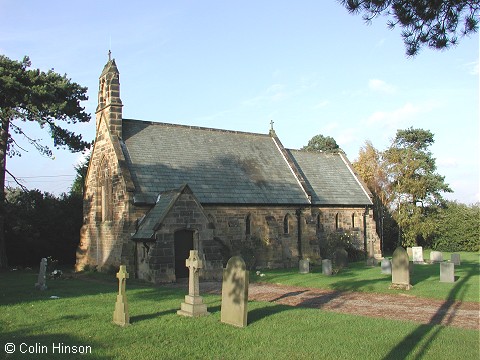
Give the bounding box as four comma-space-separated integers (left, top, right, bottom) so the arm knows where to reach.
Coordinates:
122, 118, 270, 138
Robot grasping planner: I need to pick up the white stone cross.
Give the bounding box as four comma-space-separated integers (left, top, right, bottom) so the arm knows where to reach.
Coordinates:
116, 265, 129, 296
186, 250, 203, 297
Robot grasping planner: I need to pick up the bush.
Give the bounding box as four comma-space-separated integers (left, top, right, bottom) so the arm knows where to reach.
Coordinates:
320, 231, 365, 262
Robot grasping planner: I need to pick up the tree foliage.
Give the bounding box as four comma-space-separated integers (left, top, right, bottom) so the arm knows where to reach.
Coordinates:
339, 0, 480, 56
4, 188, 83, 267
301, 134, 340, 153
433, 201, 480, 251
0, 55, 91, 268
382, 127, 452, 246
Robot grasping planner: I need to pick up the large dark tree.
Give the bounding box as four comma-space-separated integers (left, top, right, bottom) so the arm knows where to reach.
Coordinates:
302, 134, 341, 153
0, 55, 91, 269
383, 127, 452, 246
339, 0, 479, 55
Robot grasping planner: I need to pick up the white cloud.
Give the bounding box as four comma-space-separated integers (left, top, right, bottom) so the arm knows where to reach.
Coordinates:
242, 83, 288, 106
437, 156, 459, 168
366, 101, 439, 128
368, 79, 396, 94
464, 60, 479, 75
313, 100, 330, 109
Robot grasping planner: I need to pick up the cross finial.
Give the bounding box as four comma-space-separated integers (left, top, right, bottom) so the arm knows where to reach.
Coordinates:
270, 120, 274, 130
108, 50, 112, 61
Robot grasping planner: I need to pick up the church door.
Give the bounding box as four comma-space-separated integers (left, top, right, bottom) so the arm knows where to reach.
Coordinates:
174, 230, 194, 279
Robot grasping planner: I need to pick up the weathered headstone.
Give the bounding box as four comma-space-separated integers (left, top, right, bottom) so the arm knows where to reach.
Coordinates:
221, 256, 249, 327
440, 262, 455, 283
333, 248, 348, 269
412, 246, 425, 264
406, 247, 413, 259
430, 251, 443, 263
35, 258, 48, 291
366, 240, 377, 266
177, 250, 209, 317
390, 247, 412, 290
322, 259, 332, 276
113, 265, 130, 326
451, 253, 461, 266
381, 258, 392, 275
299, 259, 310, 274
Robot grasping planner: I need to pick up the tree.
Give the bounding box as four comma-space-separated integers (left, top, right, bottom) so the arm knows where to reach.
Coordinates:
382, 127, 452, 246
70, 154, 90, 196
302, 134, 340, 153
0, 55, 91, 268
339, 0, 480, 56
353, 141, 398, 252
433, 201, 480, 251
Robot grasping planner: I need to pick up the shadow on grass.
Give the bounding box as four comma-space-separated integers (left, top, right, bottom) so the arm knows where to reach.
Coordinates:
248, 304, 293, 325
382, 263, 477, 360
130, 309, 177, 323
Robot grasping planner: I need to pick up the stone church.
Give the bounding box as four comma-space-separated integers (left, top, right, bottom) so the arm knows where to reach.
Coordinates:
75, 57, 381, 283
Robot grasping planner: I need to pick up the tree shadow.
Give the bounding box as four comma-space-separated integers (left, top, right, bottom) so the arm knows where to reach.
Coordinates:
130, 309, 177, 323
382, 264, 477, 360
247, 303, 293, 325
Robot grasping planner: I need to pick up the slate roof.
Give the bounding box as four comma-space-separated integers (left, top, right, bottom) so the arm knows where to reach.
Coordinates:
120, 119, 372, 207
131, 188, 182, 240
286, 149, 372, 206
122, 120, 309, 205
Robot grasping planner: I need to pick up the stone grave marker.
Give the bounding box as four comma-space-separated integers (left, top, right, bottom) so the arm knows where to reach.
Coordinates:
366, 240, 377, 266
390, 247, 412, 290
381, 258, 392, 275
221, 256, 249, 327
333, 248, 348, 269
451, 253, 461, 266
322, 259, 332, 276
430, 251, 443, 263
412, 246, 425, 264
299, 259, 310, 274
440, 262, 455, 283
113, 265, 130, 326
178, 250, 209, 317
406, 247, 413, 259
35, 258, 48, 291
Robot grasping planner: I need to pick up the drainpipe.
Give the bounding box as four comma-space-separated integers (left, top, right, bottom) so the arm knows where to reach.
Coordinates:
363, 206, 368, 257
296, 209, 302, 260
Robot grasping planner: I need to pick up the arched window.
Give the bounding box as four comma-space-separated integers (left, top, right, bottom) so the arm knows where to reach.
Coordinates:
335, 213, 339, 230
245, 214, 251, 235
99, 158, 113, 222
283, 214, 291, 234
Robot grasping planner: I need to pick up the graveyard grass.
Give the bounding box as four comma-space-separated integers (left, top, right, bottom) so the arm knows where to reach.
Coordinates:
0, 253, 477, 359
252, 251, 480, 302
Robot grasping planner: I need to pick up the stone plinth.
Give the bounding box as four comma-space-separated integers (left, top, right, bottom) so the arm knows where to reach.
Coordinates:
178, 250, 209, 317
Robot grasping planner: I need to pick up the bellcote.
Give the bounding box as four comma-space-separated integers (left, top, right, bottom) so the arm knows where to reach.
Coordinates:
96, 53, 123, 139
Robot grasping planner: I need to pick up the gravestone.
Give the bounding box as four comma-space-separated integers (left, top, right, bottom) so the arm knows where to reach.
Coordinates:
299, 259, 309, 274
451, 253, 461, 266
333, 248, 348, 269
322, 259, 332, 276
177, 250, 210, 317
430, 251, 443, 263
406, 247, 413, 259
412, 246, 425, 264
440, 262, 455, 283
221, 256, 249, 327
35, 258, 48, 291
366, 240, 377, 266
390, 247, 412, 290
113, 265, 130, 326
381, 258, 392, 275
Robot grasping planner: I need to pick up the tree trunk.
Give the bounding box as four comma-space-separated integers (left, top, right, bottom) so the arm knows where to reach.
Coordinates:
0, 118, 9, 269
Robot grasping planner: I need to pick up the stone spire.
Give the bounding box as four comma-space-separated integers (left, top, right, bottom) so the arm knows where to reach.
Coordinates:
96, 51, 123, 138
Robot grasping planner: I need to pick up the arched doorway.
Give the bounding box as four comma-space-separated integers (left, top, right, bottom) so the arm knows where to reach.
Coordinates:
174, 229, 194, 279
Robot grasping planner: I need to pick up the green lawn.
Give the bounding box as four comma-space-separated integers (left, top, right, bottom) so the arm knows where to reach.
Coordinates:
1, 260, 479, 360
251, 251, 480, 302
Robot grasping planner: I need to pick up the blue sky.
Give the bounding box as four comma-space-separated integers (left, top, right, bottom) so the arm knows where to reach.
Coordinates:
1, 0, 478, 203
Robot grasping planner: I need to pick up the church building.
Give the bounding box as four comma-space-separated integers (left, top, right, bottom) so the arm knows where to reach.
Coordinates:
75, 57, 381, 283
